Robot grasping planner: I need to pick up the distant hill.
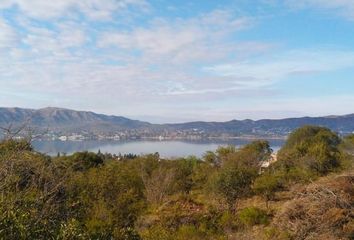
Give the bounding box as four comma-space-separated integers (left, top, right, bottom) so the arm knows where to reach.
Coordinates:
0, 107, 354, 137
0, 107, 151, 134
166, 115, 354, 135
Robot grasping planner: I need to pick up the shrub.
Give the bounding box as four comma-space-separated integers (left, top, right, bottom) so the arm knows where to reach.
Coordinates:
216, 141, 272, 168
0, 139, 32, 153
140, 225, 173, 240
253, 173, 283, 207
238, 207, 269, 226
57, 219, 88, 240
66, 162, 146, 238
217, 211, 238, 232
172, 159, 196, 194
70, 151, 104, 171
176, 225, 204, 240
213, 166, 257, 212
272, 175, 353, 240
203, 151, 218, 166
277, 126, 342, 176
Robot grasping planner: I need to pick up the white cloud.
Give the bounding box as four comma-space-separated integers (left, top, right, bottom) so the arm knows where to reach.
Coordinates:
286, 0, 354, 20
57, 23, 87, 48
10, 19, 88, 63
1, 1, 353, 121
0, 17, 18, 48
0, 0, 149, 20
99, 25, 204, 55
98, 10, 253, 60
0, 6, 266, 106
251, 94, 354, 119
204, 49, 354, 87
127, 94, 354, 122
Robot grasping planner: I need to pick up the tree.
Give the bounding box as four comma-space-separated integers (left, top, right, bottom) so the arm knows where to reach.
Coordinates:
66, 161, 146, 239
0, 139, 32, 153
214, 165, 257, 213
203, 151, 219, 167
172, 158, 196, 194
233, 140, 272, 168
253, 173, 283, 208
216, 145, 237, 165
67, 151, 104, 171
214, 141, 272, 169
142, 165, 176, 204
340, 134, 354, 155
212, 141, 272, 212
0, 139, 67, 239
277, 126, 342, 175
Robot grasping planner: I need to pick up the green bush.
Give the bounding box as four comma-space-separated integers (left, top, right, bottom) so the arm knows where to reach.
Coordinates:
213, 166, 257, 212
217, 211, 238, 232
140, 225, 174, 240
69, 151, 104, 171
253, 173, 283, 206
238, 207, 269, 226
0, 139, 32, 153
277, 126, 342, 176
57, 219, 88, 240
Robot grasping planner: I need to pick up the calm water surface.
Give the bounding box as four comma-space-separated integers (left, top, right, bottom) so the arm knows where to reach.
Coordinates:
32, 139, 285, 158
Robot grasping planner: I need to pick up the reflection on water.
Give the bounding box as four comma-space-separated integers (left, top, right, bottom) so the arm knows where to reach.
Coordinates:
32, 139, 285, 158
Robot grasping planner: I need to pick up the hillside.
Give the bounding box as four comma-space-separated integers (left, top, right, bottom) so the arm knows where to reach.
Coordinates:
0, 125, 353, 239
0, 107, 151, 134
165, 115, 354, 135
1, 107, 354, 137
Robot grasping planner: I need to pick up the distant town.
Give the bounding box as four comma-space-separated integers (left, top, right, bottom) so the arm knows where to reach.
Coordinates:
36, 129, 289, 142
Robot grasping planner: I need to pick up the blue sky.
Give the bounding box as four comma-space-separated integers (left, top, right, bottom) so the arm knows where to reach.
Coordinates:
0, 0, 354, 123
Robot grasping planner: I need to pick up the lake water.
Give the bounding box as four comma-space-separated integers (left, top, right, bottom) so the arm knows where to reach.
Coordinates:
32, 139, 285, 158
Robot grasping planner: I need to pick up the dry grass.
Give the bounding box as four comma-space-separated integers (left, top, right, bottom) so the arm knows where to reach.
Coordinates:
228, 171, 353, 240
272, 172, 353, 240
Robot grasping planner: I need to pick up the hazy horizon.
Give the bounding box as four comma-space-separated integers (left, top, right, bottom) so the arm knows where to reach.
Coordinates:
1, 0, 354, 123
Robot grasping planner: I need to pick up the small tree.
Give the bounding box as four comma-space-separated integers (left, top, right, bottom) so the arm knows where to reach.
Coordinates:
253, 173, 282, 208
214, 165, 257, 213
216, 145, 237, 164
172, 158, 196, 194
277, 126, 342, 175
203, 151, 219, 167
143, 166, 176, 204
69, 151, 104, 171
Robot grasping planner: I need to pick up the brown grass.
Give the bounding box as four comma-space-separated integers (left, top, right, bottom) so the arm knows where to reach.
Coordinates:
272, 172, 353, 240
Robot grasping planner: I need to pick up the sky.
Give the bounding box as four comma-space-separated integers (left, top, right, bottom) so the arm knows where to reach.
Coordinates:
0, 0, 354, 123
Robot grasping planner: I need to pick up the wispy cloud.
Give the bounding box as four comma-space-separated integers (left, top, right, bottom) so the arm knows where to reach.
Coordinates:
0, 9, 264, 96
0, 1, 353, 121
0, 17, 18, 48
0, 0, 149, 20
98, 10, 255, 63
286, 0, 354, 20
204, 49, 354, 87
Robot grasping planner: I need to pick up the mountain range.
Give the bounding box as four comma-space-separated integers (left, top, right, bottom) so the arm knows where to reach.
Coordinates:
0, 107, 354, 138
0, 107, 150, 133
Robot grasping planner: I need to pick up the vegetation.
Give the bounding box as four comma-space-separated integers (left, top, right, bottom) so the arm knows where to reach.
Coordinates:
238, 207, 269, 226
0, 125, 352, 239
276, 125, 342, 175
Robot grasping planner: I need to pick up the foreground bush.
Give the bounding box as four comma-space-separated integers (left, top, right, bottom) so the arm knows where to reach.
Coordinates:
277, 126, 342, 175
238, 207, 270, 226
253, 173, 283, 207
0, 125, 352, 239
272, 174, 353, 240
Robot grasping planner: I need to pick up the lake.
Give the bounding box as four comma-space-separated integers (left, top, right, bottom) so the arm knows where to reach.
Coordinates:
32, 139, 285, 158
